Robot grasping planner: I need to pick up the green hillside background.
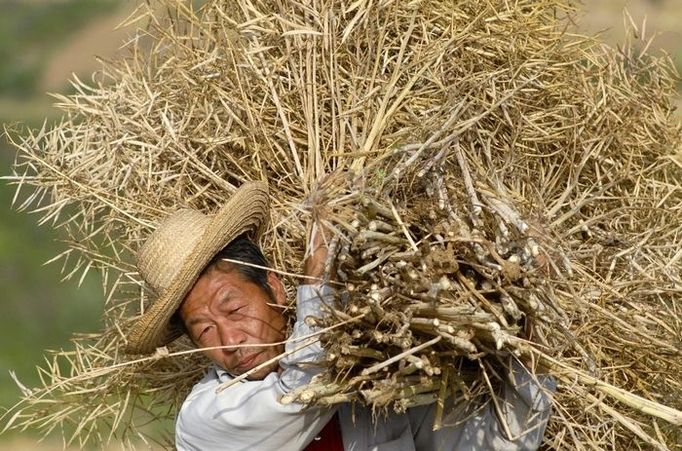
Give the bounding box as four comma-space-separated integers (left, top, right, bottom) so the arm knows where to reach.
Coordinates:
0, 0, 679, 449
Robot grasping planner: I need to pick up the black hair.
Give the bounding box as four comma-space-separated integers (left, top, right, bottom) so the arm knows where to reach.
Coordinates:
205, 234, 275, 301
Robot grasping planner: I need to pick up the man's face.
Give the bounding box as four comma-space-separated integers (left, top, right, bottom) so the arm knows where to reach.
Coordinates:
178, 266, 287, 380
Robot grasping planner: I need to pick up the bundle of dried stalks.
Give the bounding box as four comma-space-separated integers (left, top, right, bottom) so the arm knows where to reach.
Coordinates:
2, 0, 681, 449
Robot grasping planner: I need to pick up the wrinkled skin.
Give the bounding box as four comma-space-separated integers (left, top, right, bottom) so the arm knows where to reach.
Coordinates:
179, 216, 331, 380
179, 267, 288, 380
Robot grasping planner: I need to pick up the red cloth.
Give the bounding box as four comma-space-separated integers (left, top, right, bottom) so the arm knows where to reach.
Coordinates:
304, 413, 344, 451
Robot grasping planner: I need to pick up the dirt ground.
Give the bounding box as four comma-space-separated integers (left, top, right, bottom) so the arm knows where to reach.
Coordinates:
579, 0, 681, 52
40, 2, 142, 92
580, 0, 682, 111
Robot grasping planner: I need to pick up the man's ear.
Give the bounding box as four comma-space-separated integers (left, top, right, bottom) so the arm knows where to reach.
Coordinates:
267, 272, 287, 306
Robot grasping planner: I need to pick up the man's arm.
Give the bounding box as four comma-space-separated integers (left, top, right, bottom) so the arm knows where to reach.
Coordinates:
476, 361, 555, 450
409, 360, 555, 450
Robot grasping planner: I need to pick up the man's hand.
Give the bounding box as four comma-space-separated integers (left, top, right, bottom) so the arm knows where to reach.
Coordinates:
304, 174, 342, 282
304, 216, 331, 280
519, 315, 550, 373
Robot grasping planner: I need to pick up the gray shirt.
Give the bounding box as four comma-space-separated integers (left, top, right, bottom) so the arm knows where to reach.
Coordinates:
176, 285, 555, 450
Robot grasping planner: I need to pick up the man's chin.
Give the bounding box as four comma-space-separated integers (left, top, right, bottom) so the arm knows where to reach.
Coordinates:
244, 361, 279, 380
223, 359, 279, 380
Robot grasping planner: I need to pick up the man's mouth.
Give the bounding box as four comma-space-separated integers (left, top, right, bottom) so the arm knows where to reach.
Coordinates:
236, 352, 261, 372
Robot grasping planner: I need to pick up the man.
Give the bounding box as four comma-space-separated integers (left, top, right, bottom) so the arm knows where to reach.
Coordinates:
126, 182, 555, 450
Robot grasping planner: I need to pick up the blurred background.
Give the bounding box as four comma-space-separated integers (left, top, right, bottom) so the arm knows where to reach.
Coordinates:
0, 0, 679, 449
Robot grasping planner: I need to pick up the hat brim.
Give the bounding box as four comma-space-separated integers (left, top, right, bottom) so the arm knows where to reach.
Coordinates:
126, 182, 269, 354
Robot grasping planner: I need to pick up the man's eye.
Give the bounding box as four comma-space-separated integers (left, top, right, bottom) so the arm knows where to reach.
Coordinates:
197, 326, 212, 340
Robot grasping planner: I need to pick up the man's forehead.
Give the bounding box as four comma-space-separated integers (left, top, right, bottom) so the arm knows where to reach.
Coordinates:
183, 267, 246, 307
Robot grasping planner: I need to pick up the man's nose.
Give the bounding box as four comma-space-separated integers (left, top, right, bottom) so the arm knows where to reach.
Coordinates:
217, 324, 246, 352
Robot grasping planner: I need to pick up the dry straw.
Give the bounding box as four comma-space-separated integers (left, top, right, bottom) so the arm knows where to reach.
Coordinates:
2, 0, 681, 449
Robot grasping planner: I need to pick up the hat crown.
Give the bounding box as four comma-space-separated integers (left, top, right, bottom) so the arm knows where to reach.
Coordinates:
138, 209, 211, 295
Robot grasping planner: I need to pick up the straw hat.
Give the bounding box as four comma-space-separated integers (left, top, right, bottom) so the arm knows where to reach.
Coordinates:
126, 182, 270, 354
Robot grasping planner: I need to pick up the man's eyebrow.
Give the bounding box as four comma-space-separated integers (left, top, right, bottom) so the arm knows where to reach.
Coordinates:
185, 290, 237, 326
216, 290, 235, 305
185, 314, 209, 327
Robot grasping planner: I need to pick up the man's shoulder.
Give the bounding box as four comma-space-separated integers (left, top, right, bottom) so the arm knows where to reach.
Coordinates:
176, 366, 237, 448
176, 365, 236, 442
181, 365, 233, 410
178, 365, 282, 421
189, 365, 222, 393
